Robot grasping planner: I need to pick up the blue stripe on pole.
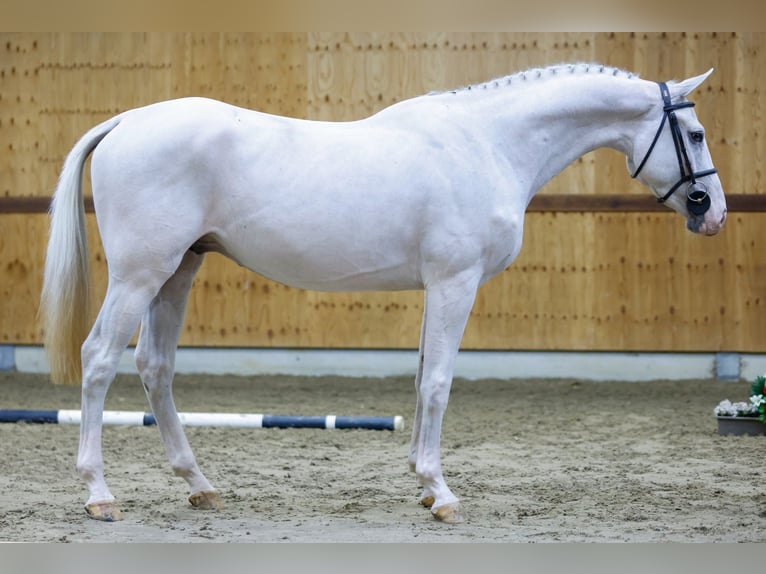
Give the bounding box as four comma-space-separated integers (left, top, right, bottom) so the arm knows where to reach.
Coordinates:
262, 415, 328, 429
0, 409, 59, 423
335, 416, 398, 430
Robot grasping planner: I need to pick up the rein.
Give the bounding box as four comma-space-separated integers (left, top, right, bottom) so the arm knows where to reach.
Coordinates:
631, 82, 717, 215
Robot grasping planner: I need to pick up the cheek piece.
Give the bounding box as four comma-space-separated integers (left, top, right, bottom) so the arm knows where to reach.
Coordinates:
631, 82, 717, 217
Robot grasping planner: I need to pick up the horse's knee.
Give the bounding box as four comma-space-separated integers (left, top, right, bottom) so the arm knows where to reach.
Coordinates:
420, 372, 452, 412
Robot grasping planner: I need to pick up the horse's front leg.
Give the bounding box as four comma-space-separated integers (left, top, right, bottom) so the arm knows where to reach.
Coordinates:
413, 272, 479, 524
408, 299, 427, 475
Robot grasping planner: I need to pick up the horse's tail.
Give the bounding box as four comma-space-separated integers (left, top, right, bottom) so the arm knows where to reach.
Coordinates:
40, 116, 122, 384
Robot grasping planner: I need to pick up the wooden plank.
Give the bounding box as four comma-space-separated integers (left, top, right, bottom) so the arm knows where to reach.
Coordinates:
0, 196, 91, 213
527, 194, 765, 212
0, 194, 762, 214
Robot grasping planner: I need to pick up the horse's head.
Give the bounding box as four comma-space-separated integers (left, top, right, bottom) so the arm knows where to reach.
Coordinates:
628, 69, 727, 236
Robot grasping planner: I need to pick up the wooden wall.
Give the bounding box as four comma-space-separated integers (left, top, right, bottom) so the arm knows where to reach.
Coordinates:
0, 32, 764, 352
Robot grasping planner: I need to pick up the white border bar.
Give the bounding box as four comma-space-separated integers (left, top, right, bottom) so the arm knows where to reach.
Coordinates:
9, 345, 766, 381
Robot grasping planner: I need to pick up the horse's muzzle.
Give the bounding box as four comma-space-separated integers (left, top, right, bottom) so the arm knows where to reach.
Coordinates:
688, 207, 727, 236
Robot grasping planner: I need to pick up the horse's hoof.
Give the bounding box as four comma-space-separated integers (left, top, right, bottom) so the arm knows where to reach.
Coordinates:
432, 502, 465, 524
189, 490, 223, 510
85, 500, 122, 522
420, 495, 435, 508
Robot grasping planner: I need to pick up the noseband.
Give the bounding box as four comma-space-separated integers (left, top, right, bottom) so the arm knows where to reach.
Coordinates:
631, 82, 717, 216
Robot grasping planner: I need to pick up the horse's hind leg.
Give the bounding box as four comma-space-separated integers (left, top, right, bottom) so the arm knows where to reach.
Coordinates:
78, 271, 174, 521
134, 250, 222, 511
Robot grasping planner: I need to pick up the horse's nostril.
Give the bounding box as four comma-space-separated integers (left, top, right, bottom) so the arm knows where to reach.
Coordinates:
720, 209, 728, 225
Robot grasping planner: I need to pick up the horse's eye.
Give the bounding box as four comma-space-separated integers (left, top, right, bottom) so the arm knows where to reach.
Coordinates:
690, 131, 705, 143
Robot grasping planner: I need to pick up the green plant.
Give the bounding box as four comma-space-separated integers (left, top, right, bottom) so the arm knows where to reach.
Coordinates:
750, 375, 766, 422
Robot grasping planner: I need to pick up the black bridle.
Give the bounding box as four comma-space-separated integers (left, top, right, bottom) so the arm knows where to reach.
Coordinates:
631, 82, 717, 216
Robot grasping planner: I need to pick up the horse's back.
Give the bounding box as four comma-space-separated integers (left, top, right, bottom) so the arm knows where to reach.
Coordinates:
88, 96, 522, 291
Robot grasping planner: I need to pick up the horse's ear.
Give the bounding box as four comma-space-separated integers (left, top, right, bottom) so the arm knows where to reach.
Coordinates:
670, 68, 714, 99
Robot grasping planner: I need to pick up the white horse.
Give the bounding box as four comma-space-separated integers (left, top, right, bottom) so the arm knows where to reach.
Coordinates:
41, 63, 726, 524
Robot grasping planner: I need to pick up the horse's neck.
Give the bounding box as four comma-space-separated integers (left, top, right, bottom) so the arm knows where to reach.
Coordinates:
448, 73, 656, 201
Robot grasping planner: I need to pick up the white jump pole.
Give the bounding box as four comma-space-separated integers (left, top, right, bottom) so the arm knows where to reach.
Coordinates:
0, 409, 404, 431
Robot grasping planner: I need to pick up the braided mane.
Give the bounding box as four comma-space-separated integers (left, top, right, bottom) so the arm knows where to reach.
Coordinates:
431, 63, 640, 96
